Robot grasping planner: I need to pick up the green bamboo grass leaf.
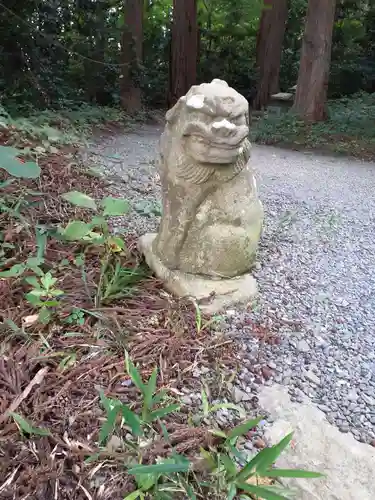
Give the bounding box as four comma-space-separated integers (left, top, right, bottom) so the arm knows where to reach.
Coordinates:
125, 352, 145, 393
262, 469, 324, 479
99, 406, 119, 445
227, 416, 263, 440
128, 462, 190, 476
147, 404, 180, 422
144, 367, 158, 412
256, 433, 294, 474
237, 483, 287, 500
10, 412, 50, 436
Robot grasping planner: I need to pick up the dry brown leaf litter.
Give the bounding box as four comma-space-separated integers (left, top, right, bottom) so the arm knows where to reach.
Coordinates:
0, 134, 246, 499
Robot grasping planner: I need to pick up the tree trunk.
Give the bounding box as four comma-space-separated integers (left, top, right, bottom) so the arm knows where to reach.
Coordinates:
253, 0, 288, 110
168, 0, 198, 107
121, 0, 143, 113
291, 0, 337, 122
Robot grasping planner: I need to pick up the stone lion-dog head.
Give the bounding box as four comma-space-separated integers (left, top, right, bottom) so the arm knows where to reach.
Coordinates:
163, 79, 251, 176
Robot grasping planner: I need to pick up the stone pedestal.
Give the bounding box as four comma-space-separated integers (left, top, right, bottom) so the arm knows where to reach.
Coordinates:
138, 233, 257, 314
138, 79, 263, 315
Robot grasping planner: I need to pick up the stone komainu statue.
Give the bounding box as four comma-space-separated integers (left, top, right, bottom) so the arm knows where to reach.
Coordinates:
152, 78, 264, 279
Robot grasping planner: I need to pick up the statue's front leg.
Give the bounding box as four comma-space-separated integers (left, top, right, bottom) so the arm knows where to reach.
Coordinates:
154, 181, 216, 270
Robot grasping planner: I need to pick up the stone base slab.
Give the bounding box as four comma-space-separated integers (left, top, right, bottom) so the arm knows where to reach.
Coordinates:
138, 233, 257, 315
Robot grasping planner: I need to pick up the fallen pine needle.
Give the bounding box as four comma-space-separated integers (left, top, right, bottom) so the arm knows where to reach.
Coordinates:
0, 366, 49, 425
0, 465, 20, 494
77, 481, 93, 500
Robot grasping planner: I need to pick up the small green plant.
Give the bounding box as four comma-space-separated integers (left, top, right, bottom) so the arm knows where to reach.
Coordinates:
97, 357, 193, 499
97, 354, 179, 449
94, 353, 324, 500
99, 259, 149, 304
0, 180, 43, 229
0, 238, 15, 267
124, 411, 323, 500
98, 390, 143, 446
200, 418, 323, 499
126, 456, 192, 499
64, 307, 86, 326
125, 353, 180, 424
192, 300, 223, 334
24, 270, 65, 324
59, 190, 130, 245
0, 256, 41, 279
0, 227, 46, 279
134, 200, 162, 218
0, 231, 48, 280
57, 352, 77, 372
321, 211, 341, 236
59, 191, 147, 306
277, 210, 298, 232
7, 350, 323, 500
190, 387, 246, 426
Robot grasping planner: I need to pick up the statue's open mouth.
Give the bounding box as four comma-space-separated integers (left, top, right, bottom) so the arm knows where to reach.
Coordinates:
190, 134, 246, 151
210, 141, 244, 151
183, 136, 247, 165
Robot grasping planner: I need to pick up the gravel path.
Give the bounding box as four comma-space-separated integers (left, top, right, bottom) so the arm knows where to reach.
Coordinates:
87, 125, 375, 446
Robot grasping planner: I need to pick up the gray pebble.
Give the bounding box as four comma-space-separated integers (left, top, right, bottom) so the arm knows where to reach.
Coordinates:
362, 394, 375, 406
296, 339, 310, 353
340, 424, 350, 433
347, 389, 358, 402
181, 395, 193, 406
318, 404, 331, 414
304, 370, 320, 385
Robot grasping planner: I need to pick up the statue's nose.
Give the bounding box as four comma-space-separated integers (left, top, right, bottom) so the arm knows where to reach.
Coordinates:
211, 119, 236, 138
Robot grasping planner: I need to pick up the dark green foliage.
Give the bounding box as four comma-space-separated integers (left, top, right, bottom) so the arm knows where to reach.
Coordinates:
330, 1, 375, 97
0, 0, 123, 112
0, 0, 374, 113
251, 92, 375, 158
197, 0, 264, 100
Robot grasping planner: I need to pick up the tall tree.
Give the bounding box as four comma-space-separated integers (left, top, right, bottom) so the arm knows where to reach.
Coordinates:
168, 0, 198, 107
253, 0, 289, 110
292, 0, 337, 121
121, 0, 143, 113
